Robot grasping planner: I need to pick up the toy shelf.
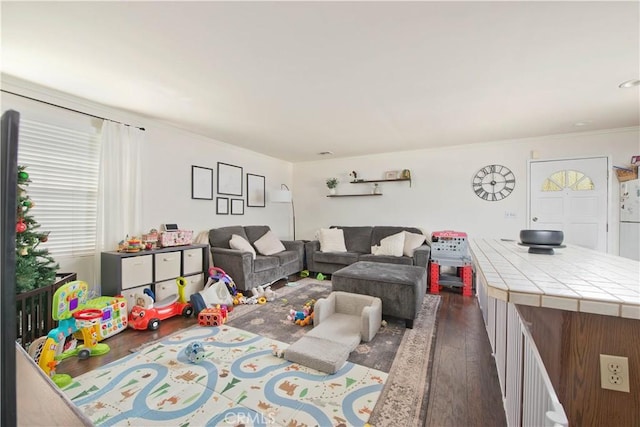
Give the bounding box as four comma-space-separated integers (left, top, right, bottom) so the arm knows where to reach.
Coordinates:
101, 244, 209, 312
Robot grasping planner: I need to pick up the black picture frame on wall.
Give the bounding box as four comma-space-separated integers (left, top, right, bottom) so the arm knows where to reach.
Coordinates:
246, 173, 265, 207
231, 199, 244, 215
217, 162, 243, 196
191, 165, 213, 200
216, 197, 229, 215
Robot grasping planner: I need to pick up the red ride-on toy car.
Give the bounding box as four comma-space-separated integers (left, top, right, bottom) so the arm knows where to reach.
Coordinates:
129, 277, 194, 330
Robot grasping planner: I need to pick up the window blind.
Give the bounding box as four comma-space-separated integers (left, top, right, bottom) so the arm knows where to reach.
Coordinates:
18, 118, 100, 257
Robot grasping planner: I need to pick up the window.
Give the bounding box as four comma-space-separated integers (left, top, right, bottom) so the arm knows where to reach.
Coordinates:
542, 170, 595, 192
17, 112, 101, 257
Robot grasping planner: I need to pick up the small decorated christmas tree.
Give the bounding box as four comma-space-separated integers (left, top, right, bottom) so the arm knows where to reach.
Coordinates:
15, 166, 59, 293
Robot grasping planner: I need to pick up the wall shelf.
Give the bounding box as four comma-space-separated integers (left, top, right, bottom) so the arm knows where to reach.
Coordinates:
327, 175, 411, 197
327, 193, 383, 198
350, 177, 411, 187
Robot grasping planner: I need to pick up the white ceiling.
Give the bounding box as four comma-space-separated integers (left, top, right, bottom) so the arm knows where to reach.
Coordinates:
1, 1, 638, 162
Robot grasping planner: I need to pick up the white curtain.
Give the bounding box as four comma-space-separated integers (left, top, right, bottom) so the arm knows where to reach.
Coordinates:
93, 121, 143, 284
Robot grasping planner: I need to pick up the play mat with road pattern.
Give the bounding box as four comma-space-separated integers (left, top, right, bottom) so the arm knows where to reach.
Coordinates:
61, 325, 387, 426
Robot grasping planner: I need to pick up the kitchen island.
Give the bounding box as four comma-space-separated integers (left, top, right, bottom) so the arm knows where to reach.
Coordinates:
470, 239, 639, 427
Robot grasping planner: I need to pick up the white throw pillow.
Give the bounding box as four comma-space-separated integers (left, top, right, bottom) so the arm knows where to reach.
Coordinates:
254, 230, 286, 255
229, 234, 257, 259
403, 231, 426, 257
317, 228, 347, 253
371, 231, 405, 257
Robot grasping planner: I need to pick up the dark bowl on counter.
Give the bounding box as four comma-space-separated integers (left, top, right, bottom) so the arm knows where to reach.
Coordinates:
519, 229, 564, 246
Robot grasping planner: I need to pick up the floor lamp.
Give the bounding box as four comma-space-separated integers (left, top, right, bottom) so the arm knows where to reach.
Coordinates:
271, 184, 296, 240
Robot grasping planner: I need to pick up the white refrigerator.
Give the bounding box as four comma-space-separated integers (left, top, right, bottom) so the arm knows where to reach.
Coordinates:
620, 179, 640, 260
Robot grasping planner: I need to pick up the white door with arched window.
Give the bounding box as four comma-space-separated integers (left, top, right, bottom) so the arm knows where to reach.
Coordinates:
529, 157, 609, 252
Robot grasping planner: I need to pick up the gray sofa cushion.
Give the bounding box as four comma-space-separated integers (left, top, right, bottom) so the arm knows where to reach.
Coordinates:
244, 225, 272, 245
209, 226, 248, 249
371, 226, 422, 246
314, 251, 360, 265
273, 250, 299, 267
253, 255, 279, 272
332, 226, 373, 254
359, 254, 413, 265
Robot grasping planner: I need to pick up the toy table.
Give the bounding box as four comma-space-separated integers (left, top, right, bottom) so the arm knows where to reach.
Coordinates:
429, 230, 473, 296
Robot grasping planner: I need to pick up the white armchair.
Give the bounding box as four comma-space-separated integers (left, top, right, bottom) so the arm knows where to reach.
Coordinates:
285, 291, 383, 374
313, 291, 382, 342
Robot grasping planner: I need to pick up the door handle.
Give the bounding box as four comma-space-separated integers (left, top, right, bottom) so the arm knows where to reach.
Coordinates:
532, 217, 538, 222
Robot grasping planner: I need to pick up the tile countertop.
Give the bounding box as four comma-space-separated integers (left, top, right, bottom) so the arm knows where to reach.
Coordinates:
470, 239, 640, 319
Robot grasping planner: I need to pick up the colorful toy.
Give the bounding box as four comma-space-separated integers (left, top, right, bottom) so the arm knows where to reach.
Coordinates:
176, 276, 188, 302
198, 305, 228, 326
304, 299, 316, 312
287, 299, 316, 326
209, 266, 237, 296
28, 280, 115, 387
251, 284, 276, 302
128, 277, 193, 330
118, 235, 143, 252
233, 292, 244, 305
71, 309, 104, 357
73, 296, 128, 341
190, 273, 233, 315
183, 341, 206, 363
287, 309, 307, 323
297, 312, 314, 326
232, 291, 258, 305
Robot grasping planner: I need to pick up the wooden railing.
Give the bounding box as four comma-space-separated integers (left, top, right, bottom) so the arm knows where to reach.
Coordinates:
15, 273, 77, 349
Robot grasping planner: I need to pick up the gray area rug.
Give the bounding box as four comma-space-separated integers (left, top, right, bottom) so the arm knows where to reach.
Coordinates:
227, 278, 441, 426
227, 279, 405, 372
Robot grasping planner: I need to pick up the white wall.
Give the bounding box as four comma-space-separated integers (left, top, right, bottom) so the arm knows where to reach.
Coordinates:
139, 122, 293, 240
1, 76, 294, 287
293, 127, 639, 255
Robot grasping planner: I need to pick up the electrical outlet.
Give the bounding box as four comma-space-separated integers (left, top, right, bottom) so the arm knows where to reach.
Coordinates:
600, 354, 630, 392
608, 361, 622, 373
609, 374, 622, 385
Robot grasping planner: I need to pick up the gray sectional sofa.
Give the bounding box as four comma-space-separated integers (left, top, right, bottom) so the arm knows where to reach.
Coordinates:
304, 226, 431, 274
208, 225, 304, 291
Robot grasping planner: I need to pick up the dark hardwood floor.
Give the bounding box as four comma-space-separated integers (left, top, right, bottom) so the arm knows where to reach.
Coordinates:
56, 284, 506, 426
425, 289, 506, 427
58, 314, 196, 378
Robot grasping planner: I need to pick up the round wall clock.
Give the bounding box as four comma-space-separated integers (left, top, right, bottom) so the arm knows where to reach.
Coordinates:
472, 164, 515, 201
